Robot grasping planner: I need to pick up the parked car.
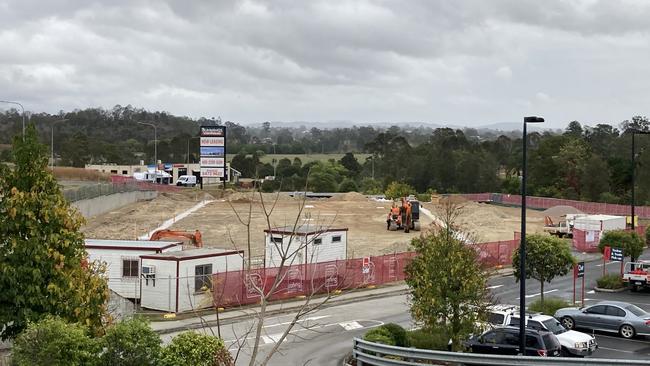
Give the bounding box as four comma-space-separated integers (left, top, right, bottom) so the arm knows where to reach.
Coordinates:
509, 314, 597, 357
176, 175, 197, 187
555, 301, 650, 339
465, 326, 561, 357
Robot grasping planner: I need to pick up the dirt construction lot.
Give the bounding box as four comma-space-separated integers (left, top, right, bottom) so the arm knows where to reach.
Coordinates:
82, 191, 547, 259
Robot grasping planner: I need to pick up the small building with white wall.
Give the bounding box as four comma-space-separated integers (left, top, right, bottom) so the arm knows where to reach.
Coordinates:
264, 226, 348, 268
139, 248, 244, 313
84, 239, 182, 299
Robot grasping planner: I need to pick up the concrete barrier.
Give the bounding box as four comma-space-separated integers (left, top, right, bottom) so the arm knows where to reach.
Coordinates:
71, 190, 158, 218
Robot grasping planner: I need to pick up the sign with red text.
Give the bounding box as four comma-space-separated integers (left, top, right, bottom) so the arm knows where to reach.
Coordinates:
200, 125, 227, 179
200, 137, 225, 146
200, 157, 225, 167
200, 167, 225, 178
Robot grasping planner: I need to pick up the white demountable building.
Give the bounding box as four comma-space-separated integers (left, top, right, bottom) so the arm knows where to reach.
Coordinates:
139, 248, 244, 313
264, 226, 348, 268
84, 239, 182, 299
572, 214, 626, 235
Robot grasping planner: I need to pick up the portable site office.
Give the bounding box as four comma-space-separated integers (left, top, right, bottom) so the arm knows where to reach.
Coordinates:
139, 248, 244, 313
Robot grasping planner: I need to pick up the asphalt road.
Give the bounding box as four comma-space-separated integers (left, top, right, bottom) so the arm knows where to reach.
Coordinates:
162, 252, 650, 364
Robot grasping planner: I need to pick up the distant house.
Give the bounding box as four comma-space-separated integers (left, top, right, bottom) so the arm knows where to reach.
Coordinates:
264, 226, 348, 267
140, 248, 244, 313
84, 239, 182, 299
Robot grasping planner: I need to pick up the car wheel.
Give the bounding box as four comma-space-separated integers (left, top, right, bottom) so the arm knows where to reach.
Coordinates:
619, 324, 636, 339
561, 316, 575, 330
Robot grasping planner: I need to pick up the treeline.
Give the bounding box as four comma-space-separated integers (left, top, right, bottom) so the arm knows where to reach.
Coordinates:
2, 105, 650, 205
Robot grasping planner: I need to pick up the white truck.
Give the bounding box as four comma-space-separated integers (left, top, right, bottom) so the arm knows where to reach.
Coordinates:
176, 175, 197, 187
509, 314, 598, 357
623, 260, 650, 292
545, 214, 626, 239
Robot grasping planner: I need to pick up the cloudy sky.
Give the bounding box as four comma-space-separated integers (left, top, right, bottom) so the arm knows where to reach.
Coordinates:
1, 0, 649, 128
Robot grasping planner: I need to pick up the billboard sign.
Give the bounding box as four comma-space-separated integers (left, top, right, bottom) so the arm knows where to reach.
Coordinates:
200, 125, 226, 179
610, 247, 623, 262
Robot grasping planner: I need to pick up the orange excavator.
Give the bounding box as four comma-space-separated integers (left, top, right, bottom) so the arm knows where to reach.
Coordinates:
149, 229, 203, 248
386, 197, 420, 233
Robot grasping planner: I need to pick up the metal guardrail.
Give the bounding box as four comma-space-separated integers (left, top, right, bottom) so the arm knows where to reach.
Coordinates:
352, 338, 650, 366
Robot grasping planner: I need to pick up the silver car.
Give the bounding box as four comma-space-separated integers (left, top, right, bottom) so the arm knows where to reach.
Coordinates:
554, 301, 650, 339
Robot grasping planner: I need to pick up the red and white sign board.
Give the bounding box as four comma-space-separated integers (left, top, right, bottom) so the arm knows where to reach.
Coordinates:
200, 137, 225, 146
200, 168, 225, 178
200, 157, 225, 167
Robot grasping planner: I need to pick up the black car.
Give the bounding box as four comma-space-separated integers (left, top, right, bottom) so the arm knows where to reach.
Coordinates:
465, 326, 562, 357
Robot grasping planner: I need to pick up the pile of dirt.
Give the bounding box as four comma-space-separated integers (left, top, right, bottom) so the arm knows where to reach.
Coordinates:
329, 192, 367, 202
543, 205, 583, 219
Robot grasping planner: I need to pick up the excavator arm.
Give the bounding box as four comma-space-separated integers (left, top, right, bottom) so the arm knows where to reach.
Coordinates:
149, 229, 203, 248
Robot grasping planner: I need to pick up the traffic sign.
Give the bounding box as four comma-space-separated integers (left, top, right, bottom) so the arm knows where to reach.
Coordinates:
575, 261, 585, 278
610, 247, 624, 262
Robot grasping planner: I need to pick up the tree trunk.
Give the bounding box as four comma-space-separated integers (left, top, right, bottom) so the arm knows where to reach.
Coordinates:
540, 280, 544, 308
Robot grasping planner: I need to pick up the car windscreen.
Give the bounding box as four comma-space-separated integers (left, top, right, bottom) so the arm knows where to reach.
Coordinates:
625, 304, 647, 317
542, 319, 566, 334
488, 312, 505, 325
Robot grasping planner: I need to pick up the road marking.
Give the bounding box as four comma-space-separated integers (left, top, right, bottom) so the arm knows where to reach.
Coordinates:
487, 285, 504, 290
597, 346, 639, 354
517, 289, 558, 299
596, 334, 650, 345
262, 333, 283, 344
340, 321, 363, 330
263, 315, 331, 328
595, 262, 618, 267
587, 290, 595, 294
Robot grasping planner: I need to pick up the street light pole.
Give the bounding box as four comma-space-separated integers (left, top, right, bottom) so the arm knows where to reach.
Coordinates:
0, 100, 25, 139
630, 130, 650, 233
187, 136, 201, 165
519, 116, 544, 355
51, 118, 69, 170
138, 122, 158, 176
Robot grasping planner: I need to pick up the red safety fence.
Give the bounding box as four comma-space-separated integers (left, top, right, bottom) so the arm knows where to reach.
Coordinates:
211, 238, 520, 309
456, 193, 650, 218
572, 228, 601, 253
110, 175, 180, 192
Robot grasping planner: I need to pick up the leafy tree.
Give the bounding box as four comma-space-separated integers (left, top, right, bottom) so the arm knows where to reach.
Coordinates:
160, 331, 232, 366
384, 181, 415, 199
100, 317, 161, 366
360, 177, 383, 194
338, 178, 359, 192
339, 152, 361, 176
598, 230, 645, 262
11, 317, 100, 366
581, 154, 610, 201
512, 234, 575, 305
0, 125, 108, 340
404, 202, 490, 351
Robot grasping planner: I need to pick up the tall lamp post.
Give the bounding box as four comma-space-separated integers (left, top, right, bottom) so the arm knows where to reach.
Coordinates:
51, 118, 69, 170
186, 136, 201, 165
631, 130, 650, 232
0, 100, 25, 139
137, 122, 158, 176
519, 115, 544, 355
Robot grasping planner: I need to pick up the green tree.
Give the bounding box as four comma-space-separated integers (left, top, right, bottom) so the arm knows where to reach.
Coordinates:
384, 181, 415, 199
101, 317, 161, 366
598, 230, 645, 262
11, 317, 100, 366
512, 234, 575, 305
0, 125, 108, 340
360, 177, 383, 194
581, 154, 610, 201
339, 152, 361, 176
160, 331, 232, 366
338, 178, 359, 192
404, 202, 490, 351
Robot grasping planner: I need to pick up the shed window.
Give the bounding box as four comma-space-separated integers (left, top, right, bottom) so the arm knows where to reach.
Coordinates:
122, 170, 128, 175
122, 259, 139, 278
110, 170, 118, 174
195, 264, 213, 292
271, 236, 283, 244
332, 236, 341, 243
313, 238, 322, 245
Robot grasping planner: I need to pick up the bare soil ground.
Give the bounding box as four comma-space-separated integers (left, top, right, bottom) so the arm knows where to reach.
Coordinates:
82, 191, 547, 258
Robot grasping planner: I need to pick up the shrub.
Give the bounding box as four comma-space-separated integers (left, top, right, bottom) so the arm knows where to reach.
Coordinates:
100, 317, 161, 366
384, 182, 415, 200
598, 230, 644, 260
363, 327, 395, 346
11, 317, 99, 366
646, 227, 650, 247
360, 178, 383, 195
416, 193, 430, 202
160, 331, 232, 366
338, 178, 359, 192
528, 297, 572, 316
597, 273, 624, 289
381, 323, 409, 347
406, 326, 450, 351
260, 179, 279, 192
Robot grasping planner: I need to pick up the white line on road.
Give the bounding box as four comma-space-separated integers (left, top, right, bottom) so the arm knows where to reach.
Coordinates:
487, 285, 504, 290
263, 315, 331, 328
339, 321, 364, 330
597, 346, 639, 354
596, 334, 650, 345
517, 289, 558, 299
595, 262, 618, 267
587, 290, 595, 294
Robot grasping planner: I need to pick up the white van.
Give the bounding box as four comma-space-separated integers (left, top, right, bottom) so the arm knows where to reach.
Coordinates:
176, 175, 197, 187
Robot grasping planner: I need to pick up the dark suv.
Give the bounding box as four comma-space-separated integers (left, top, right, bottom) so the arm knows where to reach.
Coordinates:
465, 326, 561, 357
